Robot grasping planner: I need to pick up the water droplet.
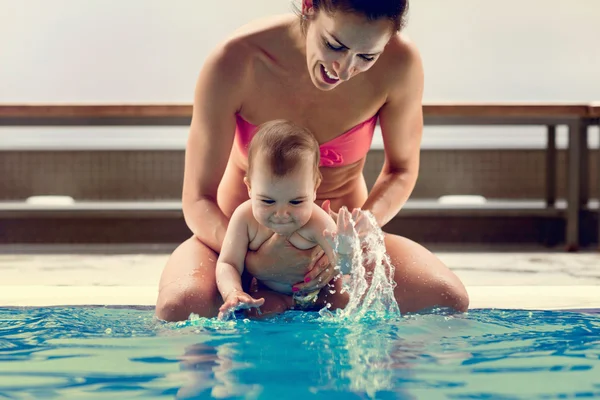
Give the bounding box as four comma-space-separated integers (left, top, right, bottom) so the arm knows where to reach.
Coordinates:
323, 208, 400, 321
104, 328, 112, 335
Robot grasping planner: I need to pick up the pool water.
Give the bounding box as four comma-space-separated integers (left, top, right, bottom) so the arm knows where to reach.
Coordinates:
1, 307, 599, 399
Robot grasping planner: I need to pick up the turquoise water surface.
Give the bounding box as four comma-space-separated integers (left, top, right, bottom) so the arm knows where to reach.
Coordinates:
1, 307, 599, 399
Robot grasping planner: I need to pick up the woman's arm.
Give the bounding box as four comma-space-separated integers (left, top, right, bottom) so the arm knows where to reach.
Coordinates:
182, 40, 251, 253
361, 38, 424, 227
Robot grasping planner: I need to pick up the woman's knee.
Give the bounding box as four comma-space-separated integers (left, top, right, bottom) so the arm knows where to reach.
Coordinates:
437, 279, 469, 312
156, 287, 191, 322
383, 234, 469, 313
156, 281, 221, 321
155, 236, 222, 321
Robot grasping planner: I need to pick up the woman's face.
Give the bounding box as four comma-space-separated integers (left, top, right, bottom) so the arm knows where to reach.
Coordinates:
303, 9, 393, 91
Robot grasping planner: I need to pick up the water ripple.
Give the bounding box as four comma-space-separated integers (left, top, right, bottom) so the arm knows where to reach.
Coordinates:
0, 307, 598, 399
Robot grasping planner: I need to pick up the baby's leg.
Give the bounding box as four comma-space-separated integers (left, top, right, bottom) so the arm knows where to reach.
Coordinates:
246, 289, 294, 318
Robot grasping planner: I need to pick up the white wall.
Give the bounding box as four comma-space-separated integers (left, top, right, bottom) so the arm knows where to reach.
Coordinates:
0, 0, 293, 102
409, 0, 600, 102
1, 0, 599, 149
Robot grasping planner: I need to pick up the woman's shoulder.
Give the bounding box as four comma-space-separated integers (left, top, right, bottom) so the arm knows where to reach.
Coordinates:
371, 33, 424, 96
205, 14, 296, 78
380, 33, 422, 69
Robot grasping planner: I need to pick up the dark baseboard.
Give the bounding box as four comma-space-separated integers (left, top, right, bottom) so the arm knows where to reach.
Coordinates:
2, 212, 597, 249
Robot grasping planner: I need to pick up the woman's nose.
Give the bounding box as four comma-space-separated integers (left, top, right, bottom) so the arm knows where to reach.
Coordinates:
332, 57, 355, 81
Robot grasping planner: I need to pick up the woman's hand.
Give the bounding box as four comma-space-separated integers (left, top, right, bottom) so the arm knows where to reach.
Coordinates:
292, 249, 337, 294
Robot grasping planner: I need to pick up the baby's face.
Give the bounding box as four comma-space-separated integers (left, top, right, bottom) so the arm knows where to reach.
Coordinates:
247, 159, 317, 236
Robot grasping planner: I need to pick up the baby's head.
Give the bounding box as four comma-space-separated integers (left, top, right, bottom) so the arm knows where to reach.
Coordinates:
244, 120, 322, 234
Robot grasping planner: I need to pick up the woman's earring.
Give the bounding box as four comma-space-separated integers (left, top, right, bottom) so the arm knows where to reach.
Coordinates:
301, 14, 307, 20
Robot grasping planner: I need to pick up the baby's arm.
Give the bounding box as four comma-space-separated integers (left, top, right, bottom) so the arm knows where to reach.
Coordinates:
216, 204, 264, 318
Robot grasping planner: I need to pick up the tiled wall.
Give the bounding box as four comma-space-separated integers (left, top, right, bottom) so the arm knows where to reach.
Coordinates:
0, 149, 597, 201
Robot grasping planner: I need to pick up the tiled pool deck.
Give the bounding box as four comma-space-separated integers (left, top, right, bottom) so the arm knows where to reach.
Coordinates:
1, 249, 599, 311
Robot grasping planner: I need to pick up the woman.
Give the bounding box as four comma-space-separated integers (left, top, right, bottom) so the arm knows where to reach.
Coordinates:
156, 0, 469, 321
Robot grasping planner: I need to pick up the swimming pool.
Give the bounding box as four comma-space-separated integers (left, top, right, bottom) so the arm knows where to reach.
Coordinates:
1, 307, 599, 399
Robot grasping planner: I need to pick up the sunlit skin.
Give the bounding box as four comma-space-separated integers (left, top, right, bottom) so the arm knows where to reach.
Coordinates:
155, 0, 470, 322
215, 153, 356, 319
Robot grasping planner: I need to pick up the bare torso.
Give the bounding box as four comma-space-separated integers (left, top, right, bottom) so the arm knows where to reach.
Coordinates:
240, 201, 329, 294
213, 15, 403, 288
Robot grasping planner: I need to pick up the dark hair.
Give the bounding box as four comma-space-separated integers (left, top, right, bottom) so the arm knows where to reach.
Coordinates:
300, 0, 409, 32
247, 120, 322, 186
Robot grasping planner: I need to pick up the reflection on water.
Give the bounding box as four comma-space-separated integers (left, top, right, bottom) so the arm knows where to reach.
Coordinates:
175, 314, 421, 399
0, 308, 599, 399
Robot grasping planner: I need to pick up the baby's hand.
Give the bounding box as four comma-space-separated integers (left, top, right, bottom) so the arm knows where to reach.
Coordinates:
324, 206, 357, 256
218, 291, 265, 320
350, 208, 377, 241
335, 207, 357, 255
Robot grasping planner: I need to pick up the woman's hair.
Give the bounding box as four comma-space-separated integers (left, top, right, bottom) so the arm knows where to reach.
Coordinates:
247, 119, 322, 186
298, 0, 410, 32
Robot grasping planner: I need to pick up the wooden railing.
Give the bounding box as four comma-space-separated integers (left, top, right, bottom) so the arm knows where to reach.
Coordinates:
0, 103, 593, 121
0, 103, 598, 249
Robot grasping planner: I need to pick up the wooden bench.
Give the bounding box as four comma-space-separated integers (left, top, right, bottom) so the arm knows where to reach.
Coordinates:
423, 103, 593, 250
0, 103, 596, 249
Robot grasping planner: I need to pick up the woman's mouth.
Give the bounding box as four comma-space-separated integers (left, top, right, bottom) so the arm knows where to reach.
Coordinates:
320, 64, 339, 84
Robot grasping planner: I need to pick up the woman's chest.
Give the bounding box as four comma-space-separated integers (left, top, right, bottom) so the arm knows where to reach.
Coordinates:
242, 70, 385, 143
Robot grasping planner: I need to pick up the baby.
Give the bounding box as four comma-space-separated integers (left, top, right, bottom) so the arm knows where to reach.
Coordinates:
216, 120, 354, 320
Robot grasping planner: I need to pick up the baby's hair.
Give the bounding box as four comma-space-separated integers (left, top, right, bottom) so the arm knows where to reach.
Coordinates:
247, 119, 322, 186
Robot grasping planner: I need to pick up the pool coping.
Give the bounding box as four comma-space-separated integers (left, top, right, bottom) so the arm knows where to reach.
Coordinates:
1, 285, 599, 311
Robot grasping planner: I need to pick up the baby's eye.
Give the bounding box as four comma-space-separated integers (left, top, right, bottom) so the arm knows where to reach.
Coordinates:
261, 200, 275, 205
290, 200, 304, 205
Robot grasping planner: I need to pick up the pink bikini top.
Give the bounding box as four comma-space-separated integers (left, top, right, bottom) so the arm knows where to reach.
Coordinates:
234, 114, 378, 167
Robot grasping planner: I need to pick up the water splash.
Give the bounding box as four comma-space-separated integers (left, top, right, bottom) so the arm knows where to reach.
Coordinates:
322, 208, 401, 322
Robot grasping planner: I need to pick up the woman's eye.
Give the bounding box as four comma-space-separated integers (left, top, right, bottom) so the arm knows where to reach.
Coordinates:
325, 40, 374, 62
325, 41, 344, 51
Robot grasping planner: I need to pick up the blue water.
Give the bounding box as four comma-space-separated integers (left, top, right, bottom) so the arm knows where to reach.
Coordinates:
1, 307, 599, 399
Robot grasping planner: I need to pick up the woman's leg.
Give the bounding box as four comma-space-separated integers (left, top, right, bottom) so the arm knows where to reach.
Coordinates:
322, 233, 469, 314
156, 233, 468, 321
384, 233, 469, 314
155, 236, 223, 321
